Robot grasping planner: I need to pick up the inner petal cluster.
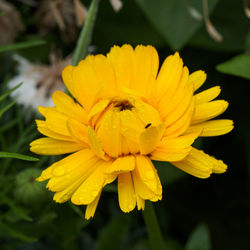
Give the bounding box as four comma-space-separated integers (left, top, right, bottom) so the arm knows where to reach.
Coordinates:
88, 97, 163, 158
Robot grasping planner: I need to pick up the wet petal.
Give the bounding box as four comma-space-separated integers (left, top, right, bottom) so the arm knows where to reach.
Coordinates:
67, 119, 88, 147
30, 138, 83, 155
38, 107, 71, 136
36, 120, 72, 141
118, 172, 136, 213
139, 124, 165, 155
85, 191, 102, 219
106, 155, 135, 174
171, 147, 227, 178
192, 100, 229, 124
52, 91, 88, 124
195, 86, 221, 105
87, 126, 109, 160
188, 70, 207, 91
71, 161, 108, 205
151, 132, 200, 162
186, 119, 234, 137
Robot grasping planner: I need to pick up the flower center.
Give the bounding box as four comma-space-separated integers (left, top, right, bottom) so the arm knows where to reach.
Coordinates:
89, 98, 163, 158
113, 100, 134, 111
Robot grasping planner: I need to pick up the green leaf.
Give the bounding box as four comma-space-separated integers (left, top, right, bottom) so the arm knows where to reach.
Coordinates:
0, 152, 39, 161
0, 101, 16, 118
185, 223, 211, 250
0, 83, 22, 102
0, 40, 46, 53
216, 54, 250, 80
98, 214, 131, 250
135, 0, 219, 50
190, 0, 249, 52
0, 221, 37, 242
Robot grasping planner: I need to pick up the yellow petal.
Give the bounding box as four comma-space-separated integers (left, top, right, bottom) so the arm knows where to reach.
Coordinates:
71, 161, 107, 205
188, 70, 207, 91
186, 119, 234, 137
195, 86, 221, 105
87, 126, 109, 160
119, 109, 143, 154
62, 65, 75, 95
38, 107, 71, 136
103, 173, 117, 186
67, 119, 88, 147
133, 45, 159, 96
36, 120, 72, 141
132, 167, 161, 201
194, 148, 227, 174
134, 99, 162, 127
164, 98, 195, 138
96, 108, 121, 158
163, 80, 193, 128
107, 44, 135, 93
51, 149, 95, 177
151, 132, 200, 162
36, 166, 53, 182
72, 55, 116, 111
30, 138, 83, 155
158, 66, 190, 119
88, 99, 110, 127
105, 155, 135, 174
85, 191, 102, 219
53, 177, 86, 203
47, 156, 99, 192
192, 100, 229, 124
155, 52, 184, 103
52, 91, 88, 124
171, 147, 227, 178
139, 124, 165, 155
118, 172, 136, 213
136, 195, 145, 210
133, 155, 161, 195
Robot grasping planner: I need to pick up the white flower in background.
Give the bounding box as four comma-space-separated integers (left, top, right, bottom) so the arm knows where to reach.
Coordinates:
8, 54, 71, 113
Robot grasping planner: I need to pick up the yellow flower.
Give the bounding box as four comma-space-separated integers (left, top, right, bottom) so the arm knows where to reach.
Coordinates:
30, 45, 233, 219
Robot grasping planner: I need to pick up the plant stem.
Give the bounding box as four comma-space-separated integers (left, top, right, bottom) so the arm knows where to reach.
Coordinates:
142, 202, 166, 250
72, 0, 100, 66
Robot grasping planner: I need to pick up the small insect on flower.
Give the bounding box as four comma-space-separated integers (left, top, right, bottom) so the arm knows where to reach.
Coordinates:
30, 45, 234, 219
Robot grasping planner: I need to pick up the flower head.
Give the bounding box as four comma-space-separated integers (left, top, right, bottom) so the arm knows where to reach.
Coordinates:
30, 45, 233, 219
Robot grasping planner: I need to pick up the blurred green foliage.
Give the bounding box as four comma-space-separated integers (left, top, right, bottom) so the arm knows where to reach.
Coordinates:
0, 0, 249, 249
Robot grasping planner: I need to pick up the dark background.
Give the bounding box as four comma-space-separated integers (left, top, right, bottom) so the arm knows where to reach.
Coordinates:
0, 0, 249, 249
